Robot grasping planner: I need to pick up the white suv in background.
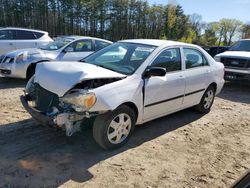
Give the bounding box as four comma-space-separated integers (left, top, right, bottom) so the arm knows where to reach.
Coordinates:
215, 39, 250, 81
0, 27, 53, 55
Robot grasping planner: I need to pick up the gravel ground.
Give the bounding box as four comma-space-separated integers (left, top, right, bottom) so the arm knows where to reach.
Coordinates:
0, 77, 249, 188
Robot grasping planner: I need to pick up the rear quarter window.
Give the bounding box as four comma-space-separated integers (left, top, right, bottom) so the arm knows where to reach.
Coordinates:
16, 30, 36, 40
33, 32, 44, 39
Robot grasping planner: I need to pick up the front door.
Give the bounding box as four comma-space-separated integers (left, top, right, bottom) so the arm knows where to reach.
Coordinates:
58, 39, 94, 61
143, 48, 185, 120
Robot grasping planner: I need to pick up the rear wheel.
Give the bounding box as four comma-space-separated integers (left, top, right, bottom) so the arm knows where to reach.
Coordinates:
195, 86, 215, 113
93, 105, 136, 150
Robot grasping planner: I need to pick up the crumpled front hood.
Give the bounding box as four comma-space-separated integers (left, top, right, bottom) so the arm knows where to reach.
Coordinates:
217, 51, 250, 59
34, 61, 126, 97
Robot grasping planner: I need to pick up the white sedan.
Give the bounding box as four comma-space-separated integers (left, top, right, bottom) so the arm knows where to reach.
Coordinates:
21, 39, 225, 150
0, 36, 112, 79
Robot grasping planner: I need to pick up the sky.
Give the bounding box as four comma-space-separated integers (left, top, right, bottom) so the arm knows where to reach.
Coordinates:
148, 0, 250, 23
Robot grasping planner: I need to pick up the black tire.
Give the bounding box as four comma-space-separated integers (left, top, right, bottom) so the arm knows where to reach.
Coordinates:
195, 85, 215, 113
26, 65, 36, 81
93, 105, 136, 150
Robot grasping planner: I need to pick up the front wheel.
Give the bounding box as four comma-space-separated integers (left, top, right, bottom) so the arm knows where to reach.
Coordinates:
195, 86, 215, 113
93, 105, 136, 150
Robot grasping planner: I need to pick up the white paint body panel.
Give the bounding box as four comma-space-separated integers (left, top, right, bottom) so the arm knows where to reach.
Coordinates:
35, 61, 126, 97
32, 40, 225, 125
216, 51, 250, 59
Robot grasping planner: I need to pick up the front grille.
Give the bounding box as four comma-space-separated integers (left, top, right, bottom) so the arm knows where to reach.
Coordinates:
221, 57, 250, 69
34, 84, 59, 112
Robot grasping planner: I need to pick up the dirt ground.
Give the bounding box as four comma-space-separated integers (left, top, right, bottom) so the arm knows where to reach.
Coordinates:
0, 76, 249, 188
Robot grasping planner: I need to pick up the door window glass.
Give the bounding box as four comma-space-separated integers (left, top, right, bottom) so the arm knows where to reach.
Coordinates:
16, 30, 36, 40
33, 32, 44, 39
95, 40, 111, 51
0, 30, 15, 40
183, 48, 208, 69
68, 39, 92, 52
151, 48, 181, 72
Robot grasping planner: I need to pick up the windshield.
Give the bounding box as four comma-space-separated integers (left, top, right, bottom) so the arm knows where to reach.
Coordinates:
229, 40, 250, 52
41, 38, 74, 51
81, 42, 156, 75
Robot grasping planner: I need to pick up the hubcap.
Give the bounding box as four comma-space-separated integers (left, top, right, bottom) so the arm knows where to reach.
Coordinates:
107, 113, 132, 144
203, 90, 214, 109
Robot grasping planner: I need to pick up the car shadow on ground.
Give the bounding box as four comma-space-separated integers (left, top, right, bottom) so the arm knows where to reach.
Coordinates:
0, 77, 26, 89
0, 108, 204, 186
218, 81, 250, 104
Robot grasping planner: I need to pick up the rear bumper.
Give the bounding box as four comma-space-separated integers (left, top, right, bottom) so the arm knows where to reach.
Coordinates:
20, 95, 54, 126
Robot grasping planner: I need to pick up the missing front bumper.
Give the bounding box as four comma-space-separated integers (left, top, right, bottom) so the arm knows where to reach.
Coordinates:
20, 95, 54, 126
20, 95, 99, 136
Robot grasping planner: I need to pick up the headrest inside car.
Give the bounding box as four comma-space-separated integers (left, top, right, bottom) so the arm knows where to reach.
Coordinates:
186, 54, 199, 63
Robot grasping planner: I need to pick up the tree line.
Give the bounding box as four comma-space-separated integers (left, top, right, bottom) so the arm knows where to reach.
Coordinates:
0, 0, 249, 46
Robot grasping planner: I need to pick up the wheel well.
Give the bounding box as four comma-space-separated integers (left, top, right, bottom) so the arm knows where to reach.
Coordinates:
26, 60, 49, 78
209, 82, 217, 92
122, 102, 139, 120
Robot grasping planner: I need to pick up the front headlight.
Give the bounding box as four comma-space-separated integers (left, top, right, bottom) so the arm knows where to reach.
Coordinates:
60, 89, 96, 111
214, 56, 221, 62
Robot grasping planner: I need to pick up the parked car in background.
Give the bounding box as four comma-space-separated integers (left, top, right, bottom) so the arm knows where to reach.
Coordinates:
0, 27, 53, 55
0, 36, 112, 79
208, 46, 230, 57
21, 39, 225, 150
214, 39, 250, 81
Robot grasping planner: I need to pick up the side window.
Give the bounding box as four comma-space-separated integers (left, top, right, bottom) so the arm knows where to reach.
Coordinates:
0, 30, 15, 40
95, 40, 110, 51
151, 48, 181, 72
95, 45, 127, 64
68, 39, 92, 52
33, 32, 44, 39
183, 48, 208, 69
16, 30, 36, 40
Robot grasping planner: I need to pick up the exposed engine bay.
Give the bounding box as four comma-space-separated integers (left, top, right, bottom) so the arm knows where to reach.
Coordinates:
24, 76, 122, 136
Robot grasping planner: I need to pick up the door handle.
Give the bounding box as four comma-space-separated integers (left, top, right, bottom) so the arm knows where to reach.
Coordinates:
9, 43, 13, 46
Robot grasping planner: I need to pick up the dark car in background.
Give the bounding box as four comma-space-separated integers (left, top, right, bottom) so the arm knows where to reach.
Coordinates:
208, 46, 230, 57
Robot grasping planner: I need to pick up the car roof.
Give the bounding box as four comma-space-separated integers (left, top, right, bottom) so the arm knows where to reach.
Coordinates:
119, 39, 198, 48
59, 35, 112, 43
0, 27, 48, 34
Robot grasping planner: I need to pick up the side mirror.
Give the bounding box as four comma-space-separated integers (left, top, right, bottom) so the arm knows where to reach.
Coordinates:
64, 47, 74, 53
143, 67, 167, 78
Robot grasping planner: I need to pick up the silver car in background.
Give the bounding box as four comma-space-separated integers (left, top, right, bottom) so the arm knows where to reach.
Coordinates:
0, 27, 53, 55
0, 36, 112, 79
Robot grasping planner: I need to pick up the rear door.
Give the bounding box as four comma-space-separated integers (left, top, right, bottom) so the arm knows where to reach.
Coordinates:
58, 39, 94, 61
15, 30, 38, 49
182, 47, 210, 107
143, 48, 185, 120
94, 40, 111, 51
0, 29, 16, 54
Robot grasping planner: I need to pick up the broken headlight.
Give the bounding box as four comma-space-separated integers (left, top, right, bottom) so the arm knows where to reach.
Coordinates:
60, 89, 96, 112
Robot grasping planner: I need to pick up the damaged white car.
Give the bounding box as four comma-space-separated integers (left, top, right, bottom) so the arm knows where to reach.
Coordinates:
21, 39, 225, 150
